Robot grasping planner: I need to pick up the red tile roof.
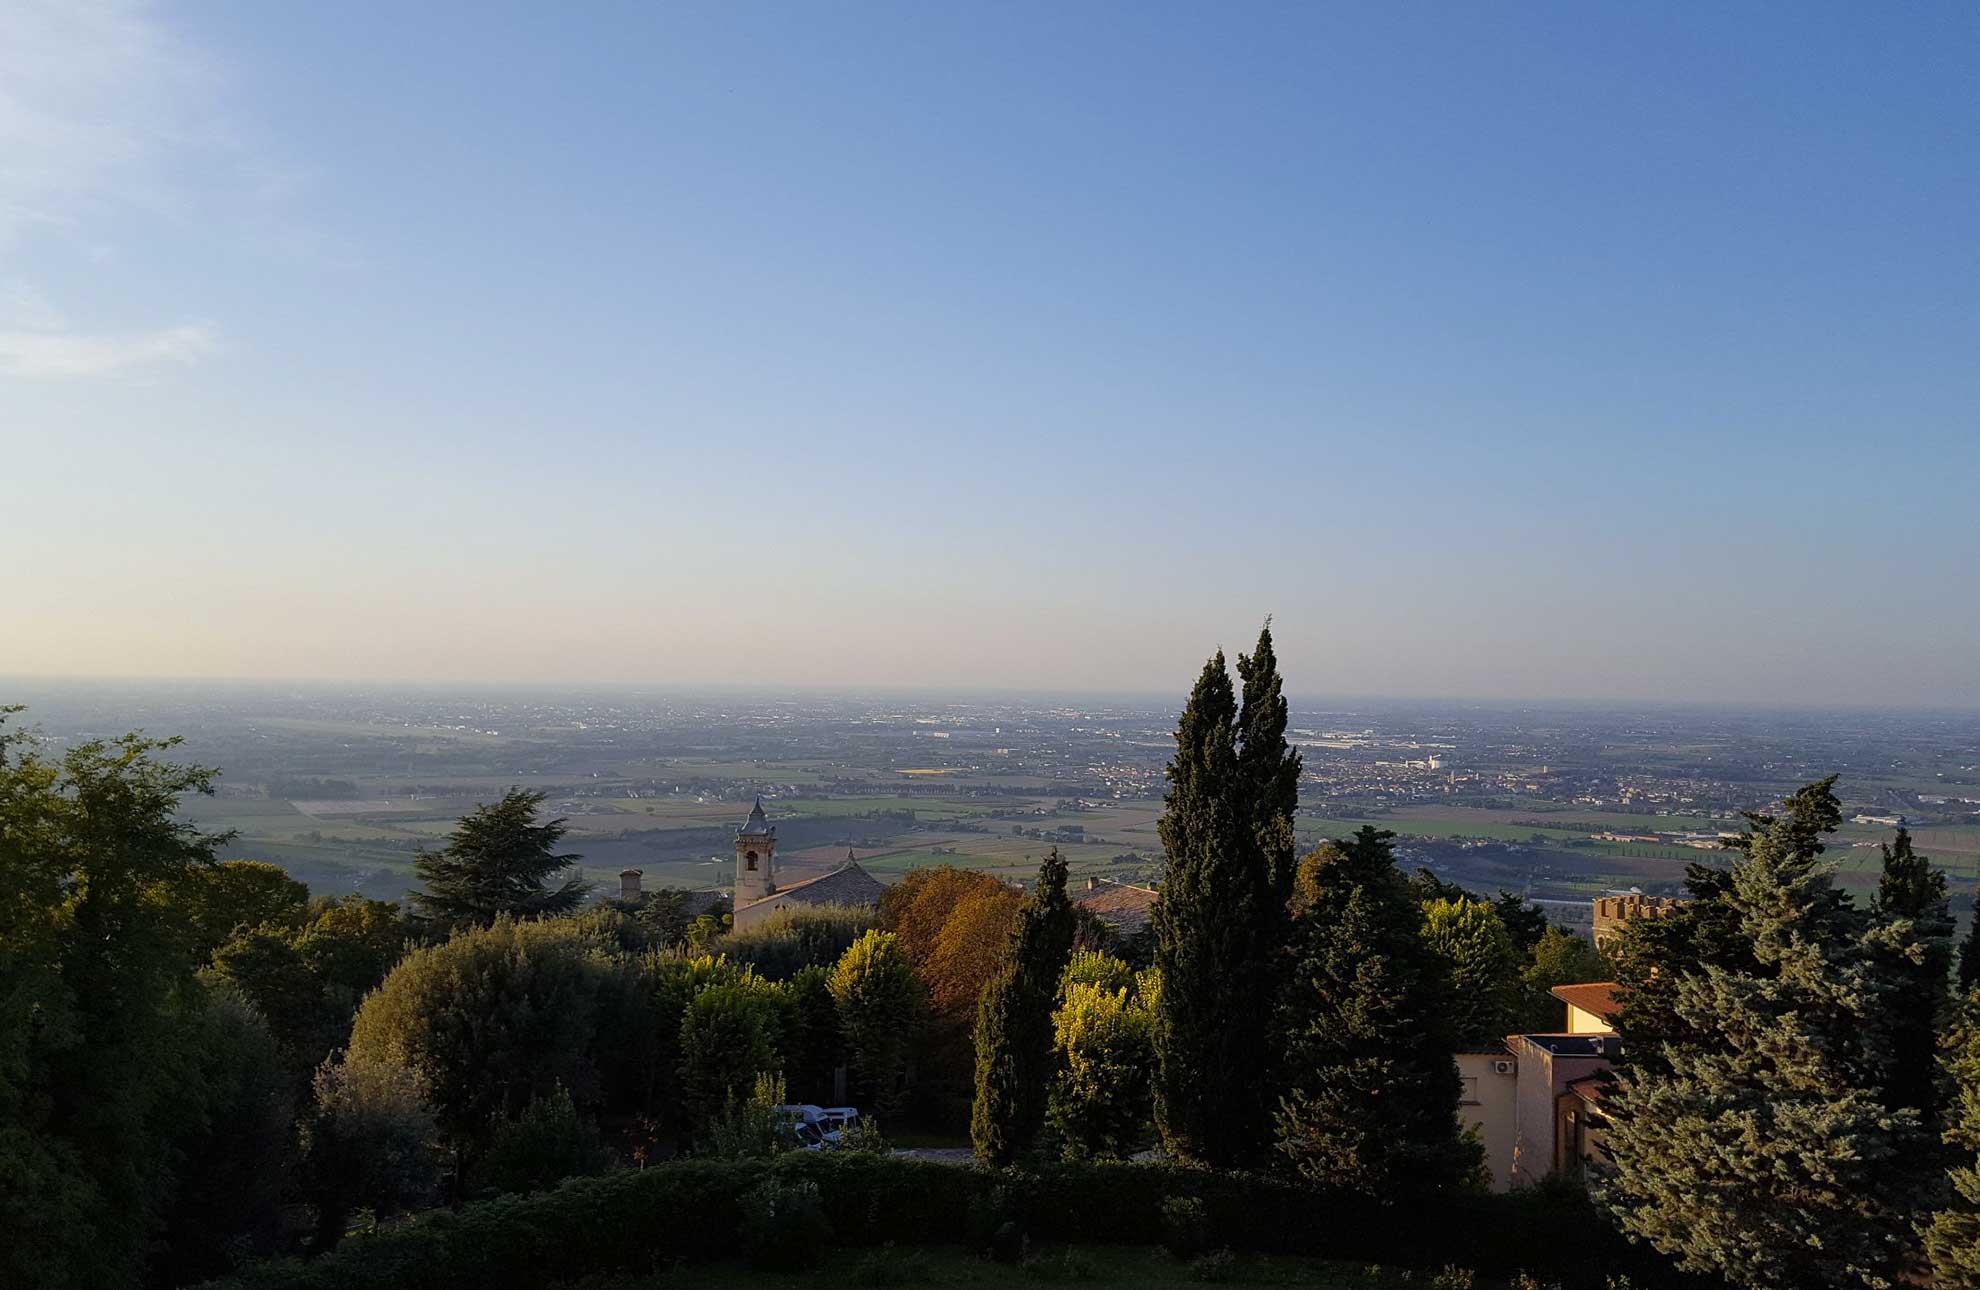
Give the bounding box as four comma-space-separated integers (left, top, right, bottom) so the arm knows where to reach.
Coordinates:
1550, 982, 1620, 1023
1073, 878, 1158, 935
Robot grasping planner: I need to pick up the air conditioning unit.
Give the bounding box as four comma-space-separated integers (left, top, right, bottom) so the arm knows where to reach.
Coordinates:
1492, 1060, 1515, 1076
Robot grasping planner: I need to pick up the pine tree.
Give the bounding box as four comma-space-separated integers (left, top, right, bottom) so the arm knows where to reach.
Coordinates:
971, 848, 1076, 1166
1151, 651, 1277, 1167
1236, 620, 1302, 906
1275, 827, 1477, 1195
1927, 990, 1980, 1288
1870, 826, 1952, 1126
411, 788, 586, 930
1599, 778, 1930, 1289
1962, 921, 1980, 993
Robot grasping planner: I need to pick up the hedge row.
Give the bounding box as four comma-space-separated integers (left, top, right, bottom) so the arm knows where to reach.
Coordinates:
200, 1156, 1687, 1290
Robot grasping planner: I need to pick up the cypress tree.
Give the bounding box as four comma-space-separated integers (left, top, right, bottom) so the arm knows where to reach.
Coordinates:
1151, 651, 1276, 1167
971, 848, 1076, 1166
1275, 827, 1476, 1195
1927, 990, 1980, 1288
411, 788, 586, 930
1599, 778, 1930, 1289
1870, 826, 1953, 1126
1236, 620, 1302, 906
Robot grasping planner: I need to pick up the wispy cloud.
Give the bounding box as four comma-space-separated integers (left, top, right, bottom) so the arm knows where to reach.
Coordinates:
0, 322, 217, 377
0, 2, 291, 378
0, 0, 216, 247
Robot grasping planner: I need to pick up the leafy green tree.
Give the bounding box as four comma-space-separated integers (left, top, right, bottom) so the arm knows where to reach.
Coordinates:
411, 788, 587, 929
293, 895, 413, 998
596, 950, 739, 1135
298, 1052, 439, 1252
1151, 651, 1280, 1167
1406, 866, 1469, 906
782, 964, 843, 1106
829, 930, 921, 1119
1870, 826, 1953, 1125
0, 713, 232, 1289
1599, 778, 1930, 1289
209, 922, 328, 1060
1927, 990, 1980, 1287
207, 895, 414, 1080
344, 916, 614, 1178
680, 976, 789, 1134
1420, 896, 1524, 1045
972, 848, 1077, 1165
150, 986, 295, 1286
1048, 968, 1157, 1160
1061, 947, 1137, 996
1492, 891, 1549, 956
1516, 927, 1613, 1032
164, 859, 309, 959
1275, 827, 1477, 1195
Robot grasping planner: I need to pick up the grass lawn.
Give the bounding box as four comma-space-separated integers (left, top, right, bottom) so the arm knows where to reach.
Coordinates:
562, 1245, 1406, 1289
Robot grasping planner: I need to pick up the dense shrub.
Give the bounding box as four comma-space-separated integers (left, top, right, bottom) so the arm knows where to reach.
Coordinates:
701, 1072, 791, 1159
739, 1175, 832, 1270
1187, 1248, 1238, 1283
718, 905, 879, 981
1160, 1195, 1212, 1261
198, 1156, 1691, 1290
469, 1084, 610, 1196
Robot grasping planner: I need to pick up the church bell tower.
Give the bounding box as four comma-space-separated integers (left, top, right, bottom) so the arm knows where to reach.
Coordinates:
735, 798, 776, 906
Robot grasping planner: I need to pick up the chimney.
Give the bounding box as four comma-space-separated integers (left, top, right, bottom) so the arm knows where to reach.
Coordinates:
619, 868, 643, 900
1087, 876, 1099, 891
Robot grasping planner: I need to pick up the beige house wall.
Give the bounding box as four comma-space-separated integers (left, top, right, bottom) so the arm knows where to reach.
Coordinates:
1456, 1050, 1519, 1192
1565, 1003, 1610, 1035
1506, 1036, 1612, 1186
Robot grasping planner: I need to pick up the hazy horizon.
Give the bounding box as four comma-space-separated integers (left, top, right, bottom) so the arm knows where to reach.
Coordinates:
6, 670, 1978, 717
4, 3, 1976, 707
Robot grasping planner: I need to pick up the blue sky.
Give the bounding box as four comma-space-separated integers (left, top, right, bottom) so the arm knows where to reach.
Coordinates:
2, 2, 1976, 704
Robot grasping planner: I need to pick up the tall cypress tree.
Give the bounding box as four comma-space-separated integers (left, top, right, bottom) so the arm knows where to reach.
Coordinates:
412, 788, 586, 930
1275, 827, 1476, 1194
1599, 778, 1930, 1289
1870, 826, 1953, 1126
1152, 650, 1277, 1166
971, 849, 1076, 1166
1236, 620, 1302, 907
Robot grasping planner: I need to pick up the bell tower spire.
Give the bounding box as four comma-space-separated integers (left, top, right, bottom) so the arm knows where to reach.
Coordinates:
735, 797, 776, 906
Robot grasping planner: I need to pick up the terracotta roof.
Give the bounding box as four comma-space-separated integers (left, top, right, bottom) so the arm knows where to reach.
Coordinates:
1072, 878, 1158, 935
1550, 982, 1620, 1023
738, 861, 885, 913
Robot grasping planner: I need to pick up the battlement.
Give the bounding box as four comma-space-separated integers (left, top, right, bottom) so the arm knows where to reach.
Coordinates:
1592, 893, 1685, 946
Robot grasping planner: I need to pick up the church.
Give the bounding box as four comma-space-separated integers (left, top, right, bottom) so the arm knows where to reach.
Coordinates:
731, 798, 886, 929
